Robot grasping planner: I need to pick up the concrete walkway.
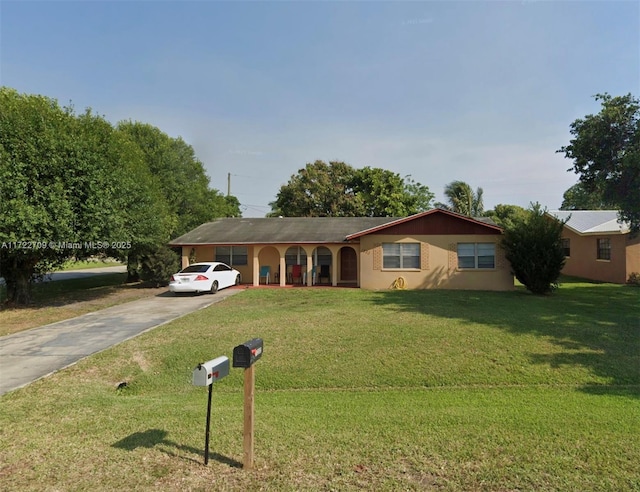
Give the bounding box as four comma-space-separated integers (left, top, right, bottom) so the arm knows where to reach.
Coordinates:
0, 287, 242, 396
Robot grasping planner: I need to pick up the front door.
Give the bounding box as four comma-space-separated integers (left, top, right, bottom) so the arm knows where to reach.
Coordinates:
340, 247, 357, 282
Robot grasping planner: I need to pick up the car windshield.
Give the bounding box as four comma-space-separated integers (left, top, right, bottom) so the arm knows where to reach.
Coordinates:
180, 265, 210, 273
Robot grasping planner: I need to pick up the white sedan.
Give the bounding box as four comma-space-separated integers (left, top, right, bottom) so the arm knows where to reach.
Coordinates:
169, 262, 241, 294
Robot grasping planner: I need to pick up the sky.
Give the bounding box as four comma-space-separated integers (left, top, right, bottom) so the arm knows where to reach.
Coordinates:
1, 0, 638, 218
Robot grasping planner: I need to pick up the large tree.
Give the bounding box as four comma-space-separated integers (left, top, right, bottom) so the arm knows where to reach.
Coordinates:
558, 93, 640, 232
117, 122, 240, 281
269, 160, 433, 217
438, 181, 484, 216
485, 204, 528, 230
560, 183, 614, 211
0, 88, 166, 304
351, 167, 434, 217
117, 121, 240, 237
269, 160, 357, 217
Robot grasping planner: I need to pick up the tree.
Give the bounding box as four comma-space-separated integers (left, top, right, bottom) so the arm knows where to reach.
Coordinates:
558, 93, 640, 232
560, 183, 615, 210
485, 204, 528, 230
269, 160, 434, 217
438, 181, 484, 216
269, 160, 359, 217
0, 88, 166, 304
351, 167, 434, 217
117, 121, 240, 280
117, 121, 239, 236
501, 203, 567, 295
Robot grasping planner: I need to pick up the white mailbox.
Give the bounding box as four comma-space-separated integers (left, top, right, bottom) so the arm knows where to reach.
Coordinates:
192, 356, 230, 386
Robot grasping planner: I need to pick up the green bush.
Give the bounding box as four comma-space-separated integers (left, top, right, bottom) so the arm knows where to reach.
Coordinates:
501, 203, 567, 295
139, 246, 180, 286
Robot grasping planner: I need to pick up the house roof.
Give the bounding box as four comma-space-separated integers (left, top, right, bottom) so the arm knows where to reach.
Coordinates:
345, 208, 501, 239
169, 209, 502, 246
168, 217, 398, 245
548, 210, 629, 235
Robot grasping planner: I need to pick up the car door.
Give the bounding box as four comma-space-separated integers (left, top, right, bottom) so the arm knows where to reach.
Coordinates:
213, 263, 234, 289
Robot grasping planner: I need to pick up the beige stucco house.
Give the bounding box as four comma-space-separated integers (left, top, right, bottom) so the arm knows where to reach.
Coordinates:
168, 208, 514, 291
548, 210, 640, 284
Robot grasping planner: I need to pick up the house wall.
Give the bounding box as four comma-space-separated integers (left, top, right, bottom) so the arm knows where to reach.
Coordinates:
626, 237, 640, 279
180, 245, 254, 284
561, 229, 632, 284
358, 234, 513, 291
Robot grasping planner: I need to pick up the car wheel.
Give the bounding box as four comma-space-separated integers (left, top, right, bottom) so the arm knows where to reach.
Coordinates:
235, 274, 241, 286
210, 280, 219, 294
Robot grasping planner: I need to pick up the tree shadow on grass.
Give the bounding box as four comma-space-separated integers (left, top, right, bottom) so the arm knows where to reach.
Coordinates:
368, 279, 639, 398
1, 274, 165, 310
112, 428, 242, 467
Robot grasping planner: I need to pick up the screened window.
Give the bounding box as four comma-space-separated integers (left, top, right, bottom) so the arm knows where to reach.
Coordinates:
561, 238, 570, 257
457, 243, 496, 269
215, 246, 248, 266
383, 243, 420, 269
597, 238, 611, 260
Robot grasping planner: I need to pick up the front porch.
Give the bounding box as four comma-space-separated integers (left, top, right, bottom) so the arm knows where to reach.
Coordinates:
180, 243, 360, 288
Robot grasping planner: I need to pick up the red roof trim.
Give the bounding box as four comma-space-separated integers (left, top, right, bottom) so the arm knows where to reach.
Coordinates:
344, 208, 502, 239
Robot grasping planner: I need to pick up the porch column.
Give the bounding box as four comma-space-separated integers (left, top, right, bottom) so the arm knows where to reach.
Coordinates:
306, 254, 313, 286
279, 255, 286, 287
252, 251, 260, 286
331, 246, 339, 286
181, 247, 190, 269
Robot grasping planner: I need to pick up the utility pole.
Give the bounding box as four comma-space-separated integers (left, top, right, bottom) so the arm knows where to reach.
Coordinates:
227, 172, 231, 197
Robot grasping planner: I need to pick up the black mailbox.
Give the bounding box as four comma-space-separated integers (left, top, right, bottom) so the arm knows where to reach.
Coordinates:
233, 338, 264, 368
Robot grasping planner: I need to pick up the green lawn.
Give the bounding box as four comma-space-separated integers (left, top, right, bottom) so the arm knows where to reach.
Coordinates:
1, 281, 638, 490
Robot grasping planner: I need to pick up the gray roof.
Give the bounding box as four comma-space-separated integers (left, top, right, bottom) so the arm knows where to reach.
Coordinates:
548, 210, 629, 235
169, 217, 398, 245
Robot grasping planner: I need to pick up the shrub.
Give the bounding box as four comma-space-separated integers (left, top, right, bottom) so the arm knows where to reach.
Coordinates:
627, 272, 640, 286
501, 203, 567, 295
139, 247, 180, 287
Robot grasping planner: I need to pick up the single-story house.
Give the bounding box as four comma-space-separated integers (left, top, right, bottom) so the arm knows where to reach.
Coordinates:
168, 208, 514, 291
547, 210, 640, 284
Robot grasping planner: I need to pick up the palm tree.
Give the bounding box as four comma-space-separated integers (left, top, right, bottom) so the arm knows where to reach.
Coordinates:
440, 181, 484, 216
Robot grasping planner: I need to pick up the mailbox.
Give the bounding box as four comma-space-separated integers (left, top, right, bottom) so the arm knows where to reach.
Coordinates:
192, 356, 230, 386
232, 338, 264, 368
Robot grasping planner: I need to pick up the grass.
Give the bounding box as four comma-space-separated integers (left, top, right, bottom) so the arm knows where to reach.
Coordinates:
0, 274, 165, 336
0, 280, 638, 490
60, 258, 124, 270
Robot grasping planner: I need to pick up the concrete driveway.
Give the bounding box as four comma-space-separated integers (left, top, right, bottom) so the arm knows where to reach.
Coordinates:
0, 287, 242, 396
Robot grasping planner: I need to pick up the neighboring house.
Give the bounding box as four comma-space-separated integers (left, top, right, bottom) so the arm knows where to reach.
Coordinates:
547, 210, 640, 284
168, 208, 514, 291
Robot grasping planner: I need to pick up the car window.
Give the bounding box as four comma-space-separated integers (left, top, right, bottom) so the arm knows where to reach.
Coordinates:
181, 265, 210, 273
213, 264, 231, 271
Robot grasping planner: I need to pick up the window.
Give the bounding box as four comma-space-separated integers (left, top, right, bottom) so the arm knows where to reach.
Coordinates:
561, 238, 570, 257
215, 246, 248, 266
597, 238, 611, 260
383, 243, 420, 269
457, 243, 495, 269
285, 246, 307, 266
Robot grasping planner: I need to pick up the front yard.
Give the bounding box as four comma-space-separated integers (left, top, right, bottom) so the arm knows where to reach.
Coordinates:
0, 280, 638, 490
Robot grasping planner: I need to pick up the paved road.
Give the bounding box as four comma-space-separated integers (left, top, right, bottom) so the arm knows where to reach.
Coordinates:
44, 264, 128, 281
0, 287, 242, 396
0, 265, 127, 286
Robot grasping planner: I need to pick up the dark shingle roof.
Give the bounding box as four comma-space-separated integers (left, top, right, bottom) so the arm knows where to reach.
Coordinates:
169, 217, 398, 245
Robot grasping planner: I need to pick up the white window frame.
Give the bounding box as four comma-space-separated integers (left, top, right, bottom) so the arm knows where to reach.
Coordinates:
382, 243, 420, 269
457, 243, 496, 269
